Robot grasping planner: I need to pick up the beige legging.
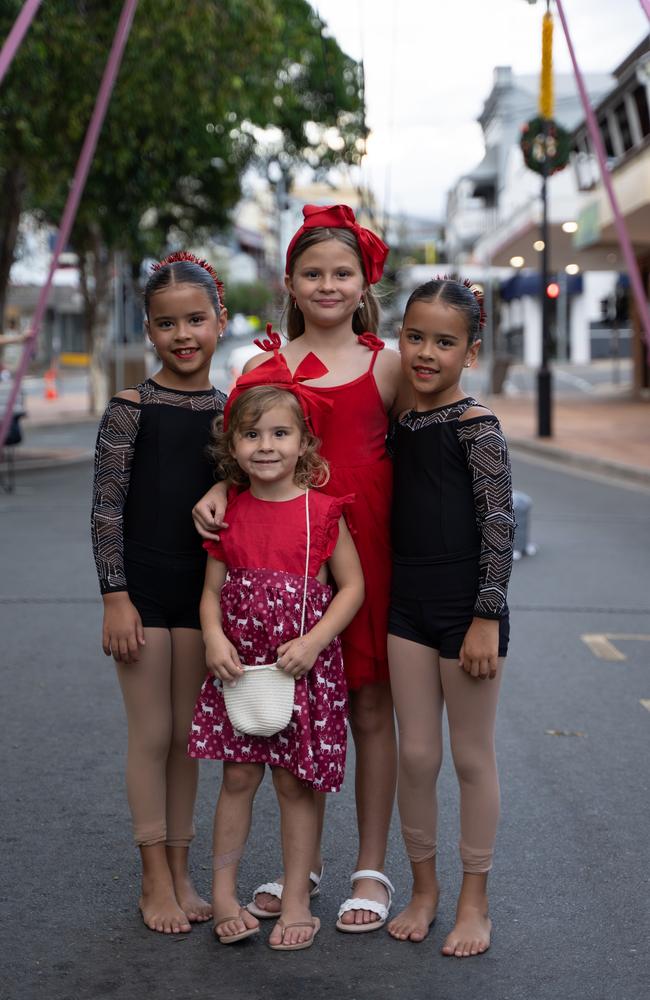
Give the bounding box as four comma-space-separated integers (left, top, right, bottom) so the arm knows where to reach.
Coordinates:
115, 628, 207, 847
388, 635, 505, 874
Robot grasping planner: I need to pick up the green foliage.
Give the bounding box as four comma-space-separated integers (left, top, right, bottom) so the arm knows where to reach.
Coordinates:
0, 0, 366, 324
224, 281, 274, 318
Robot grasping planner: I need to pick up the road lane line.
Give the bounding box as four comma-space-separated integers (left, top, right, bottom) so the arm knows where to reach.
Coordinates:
581, 634, 627, 661
581, 633, 650, 661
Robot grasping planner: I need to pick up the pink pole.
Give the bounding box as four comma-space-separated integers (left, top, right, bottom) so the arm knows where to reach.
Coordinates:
638, 1, 650, 21
0, 0, 42, 87
0, 0, 139, 449
555, 0, 650, 363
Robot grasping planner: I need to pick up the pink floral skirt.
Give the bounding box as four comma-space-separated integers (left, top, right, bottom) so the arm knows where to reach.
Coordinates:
188, 567, 348, 791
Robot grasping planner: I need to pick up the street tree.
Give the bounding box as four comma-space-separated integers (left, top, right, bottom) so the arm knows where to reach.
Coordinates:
0, 0, 366, 407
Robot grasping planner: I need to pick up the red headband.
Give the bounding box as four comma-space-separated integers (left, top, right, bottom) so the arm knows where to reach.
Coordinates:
223, 325, 332, 431
151, 251, 225, 306
285, 204, 389, 285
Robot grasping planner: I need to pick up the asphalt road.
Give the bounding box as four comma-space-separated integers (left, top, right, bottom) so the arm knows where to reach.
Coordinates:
1, 456, 648, 1000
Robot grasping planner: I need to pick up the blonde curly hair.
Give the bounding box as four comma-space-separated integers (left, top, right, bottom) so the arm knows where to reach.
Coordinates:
209, 386, 330, 490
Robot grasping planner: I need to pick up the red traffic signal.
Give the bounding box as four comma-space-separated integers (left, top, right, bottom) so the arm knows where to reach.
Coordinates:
546, 281, 560, 299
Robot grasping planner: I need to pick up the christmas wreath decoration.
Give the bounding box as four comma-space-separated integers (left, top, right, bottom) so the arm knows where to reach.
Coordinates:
520, 116, 571, 176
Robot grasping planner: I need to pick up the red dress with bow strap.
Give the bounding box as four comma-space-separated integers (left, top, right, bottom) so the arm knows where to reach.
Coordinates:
308, 333, 391, 689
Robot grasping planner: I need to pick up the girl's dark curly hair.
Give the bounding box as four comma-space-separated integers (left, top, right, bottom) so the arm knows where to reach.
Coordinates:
209, 386, 329, 490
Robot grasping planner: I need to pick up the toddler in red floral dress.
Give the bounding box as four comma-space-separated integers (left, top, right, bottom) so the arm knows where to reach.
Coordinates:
189, 357, 364, 951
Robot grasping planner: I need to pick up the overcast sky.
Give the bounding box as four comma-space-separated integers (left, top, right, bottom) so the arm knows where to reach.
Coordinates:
314, 0, 649, 219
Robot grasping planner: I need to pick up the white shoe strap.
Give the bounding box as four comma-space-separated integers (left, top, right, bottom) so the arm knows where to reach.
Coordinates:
350, 868, 394, 898
253, 881, 283, 901
253, 869, 321, 902
337, 897, 389, 921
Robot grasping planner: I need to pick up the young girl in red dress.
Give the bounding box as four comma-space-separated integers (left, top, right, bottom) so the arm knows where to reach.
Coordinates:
193, 205, 407, 931
189, 364, 364, 950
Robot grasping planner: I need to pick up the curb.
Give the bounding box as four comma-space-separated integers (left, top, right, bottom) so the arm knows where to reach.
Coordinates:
509, 438, 650, 486
22, 415, 98, 430
0, 449, 94, 475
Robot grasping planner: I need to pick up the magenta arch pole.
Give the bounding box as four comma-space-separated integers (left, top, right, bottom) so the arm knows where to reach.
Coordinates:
0, 0, 139, 449
0, 0, 42, 88
555, 0, 650, 363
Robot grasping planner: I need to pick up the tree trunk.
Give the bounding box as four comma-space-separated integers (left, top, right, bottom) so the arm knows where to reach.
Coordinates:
79, 228, 112, 415
0, 164, 26, 332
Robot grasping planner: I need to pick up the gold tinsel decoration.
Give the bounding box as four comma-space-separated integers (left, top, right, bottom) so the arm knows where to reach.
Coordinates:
539, 10, 554, 120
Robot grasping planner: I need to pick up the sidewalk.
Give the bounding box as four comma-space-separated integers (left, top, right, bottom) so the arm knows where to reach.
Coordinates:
2, 381, 650, 484
487, 392, 650, 485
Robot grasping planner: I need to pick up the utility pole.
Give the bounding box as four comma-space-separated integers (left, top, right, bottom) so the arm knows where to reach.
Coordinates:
538, 109, 552, 437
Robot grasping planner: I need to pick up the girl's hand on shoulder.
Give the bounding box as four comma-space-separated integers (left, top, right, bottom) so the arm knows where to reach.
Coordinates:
192, 483, 229, 540
102, 592, 145, 664
276, 635, 321, 678
204, 632, 243, 685
459, 618, 499, 680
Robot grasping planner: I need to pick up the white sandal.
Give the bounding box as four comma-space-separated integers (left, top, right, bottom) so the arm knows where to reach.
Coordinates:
247, 866, 324, 919
336, 869, 394, 933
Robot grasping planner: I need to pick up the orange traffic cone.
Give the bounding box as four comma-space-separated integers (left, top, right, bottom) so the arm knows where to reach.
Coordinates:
44, 368, 58, 401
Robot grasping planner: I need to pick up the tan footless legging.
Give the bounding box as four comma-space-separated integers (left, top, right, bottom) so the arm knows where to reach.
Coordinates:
388, 635, 505, 874
116, 628, 207, 847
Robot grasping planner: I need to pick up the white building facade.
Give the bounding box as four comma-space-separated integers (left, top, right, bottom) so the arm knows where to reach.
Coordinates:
446, 65, 625, 366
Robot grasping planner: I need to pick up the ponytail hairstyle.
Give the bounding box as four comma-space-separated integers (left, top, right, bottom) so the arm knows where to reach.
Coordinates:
285, 228, 381, 341
144, 252, 225, 319
403, 275, 486, 344
208, 386, 330, 490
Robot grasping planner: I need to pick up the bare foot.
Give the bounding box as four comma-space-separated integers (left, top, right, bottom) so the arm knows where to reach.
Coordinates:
172, 872, 212, 923
139, 882, 191, 934
388, 890, 438, 942
441, 904, 491, 958
339, 876, 389, 928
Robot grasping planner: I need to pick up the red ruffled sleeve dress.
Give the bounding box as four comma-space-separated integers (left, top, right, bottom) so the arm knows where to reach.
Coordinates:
188, 488, 352, 792
307, 334, 392, 689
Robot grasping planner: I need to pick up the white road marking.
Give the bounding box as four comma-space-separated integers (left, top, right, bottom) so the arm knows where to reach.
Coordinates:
581, 633, 650, 662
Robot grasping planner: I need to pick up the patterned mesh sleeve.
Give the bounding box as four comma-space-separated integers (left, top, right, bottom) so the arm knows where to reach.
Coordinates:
91, 398, 141, 594
456, 416, 515, 619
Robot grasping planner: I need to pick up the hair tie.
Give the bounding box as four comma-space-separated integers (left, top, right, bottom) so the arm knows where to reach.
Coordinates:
151, 251, 224, 306
285, 204, 389, 285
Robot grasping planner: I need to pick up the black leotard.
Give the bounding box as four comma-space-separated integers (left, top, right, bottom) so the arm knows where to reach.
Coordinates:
388, 397, 514, 657
91, 379, 225, 626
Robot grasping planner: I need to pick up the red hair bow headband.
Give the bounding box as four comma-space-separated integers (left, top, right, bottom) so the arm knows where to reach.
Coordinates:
223, 325, 332, 431
285, 204, 389, 285
151, 251, 225, 307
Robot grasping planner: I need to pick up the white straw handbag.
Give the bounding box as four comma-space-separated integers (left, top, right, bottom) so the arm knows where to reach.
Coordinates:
223, 490, 311, 738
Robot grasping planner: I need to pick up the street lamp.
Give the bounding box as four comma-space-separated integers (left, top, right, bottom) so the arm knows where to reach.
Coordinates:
538, 112, 552, 437
519, 0, 571, 436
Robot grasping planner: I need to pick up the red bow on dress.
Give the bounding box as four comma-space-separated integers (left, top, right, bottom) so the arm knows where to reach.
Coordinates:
285, 204, 389, 285
223, 325, 332, 431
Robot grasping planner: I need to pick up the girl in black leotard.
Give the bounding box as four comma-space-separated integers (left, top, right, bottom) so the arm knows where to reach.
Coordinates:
91, 254, 227, 934
385, 278, 515, 959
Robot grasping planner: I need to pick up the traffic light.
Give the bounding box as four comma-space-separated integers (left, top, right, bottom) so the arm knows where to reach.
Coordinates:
546, 281, 560, 299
